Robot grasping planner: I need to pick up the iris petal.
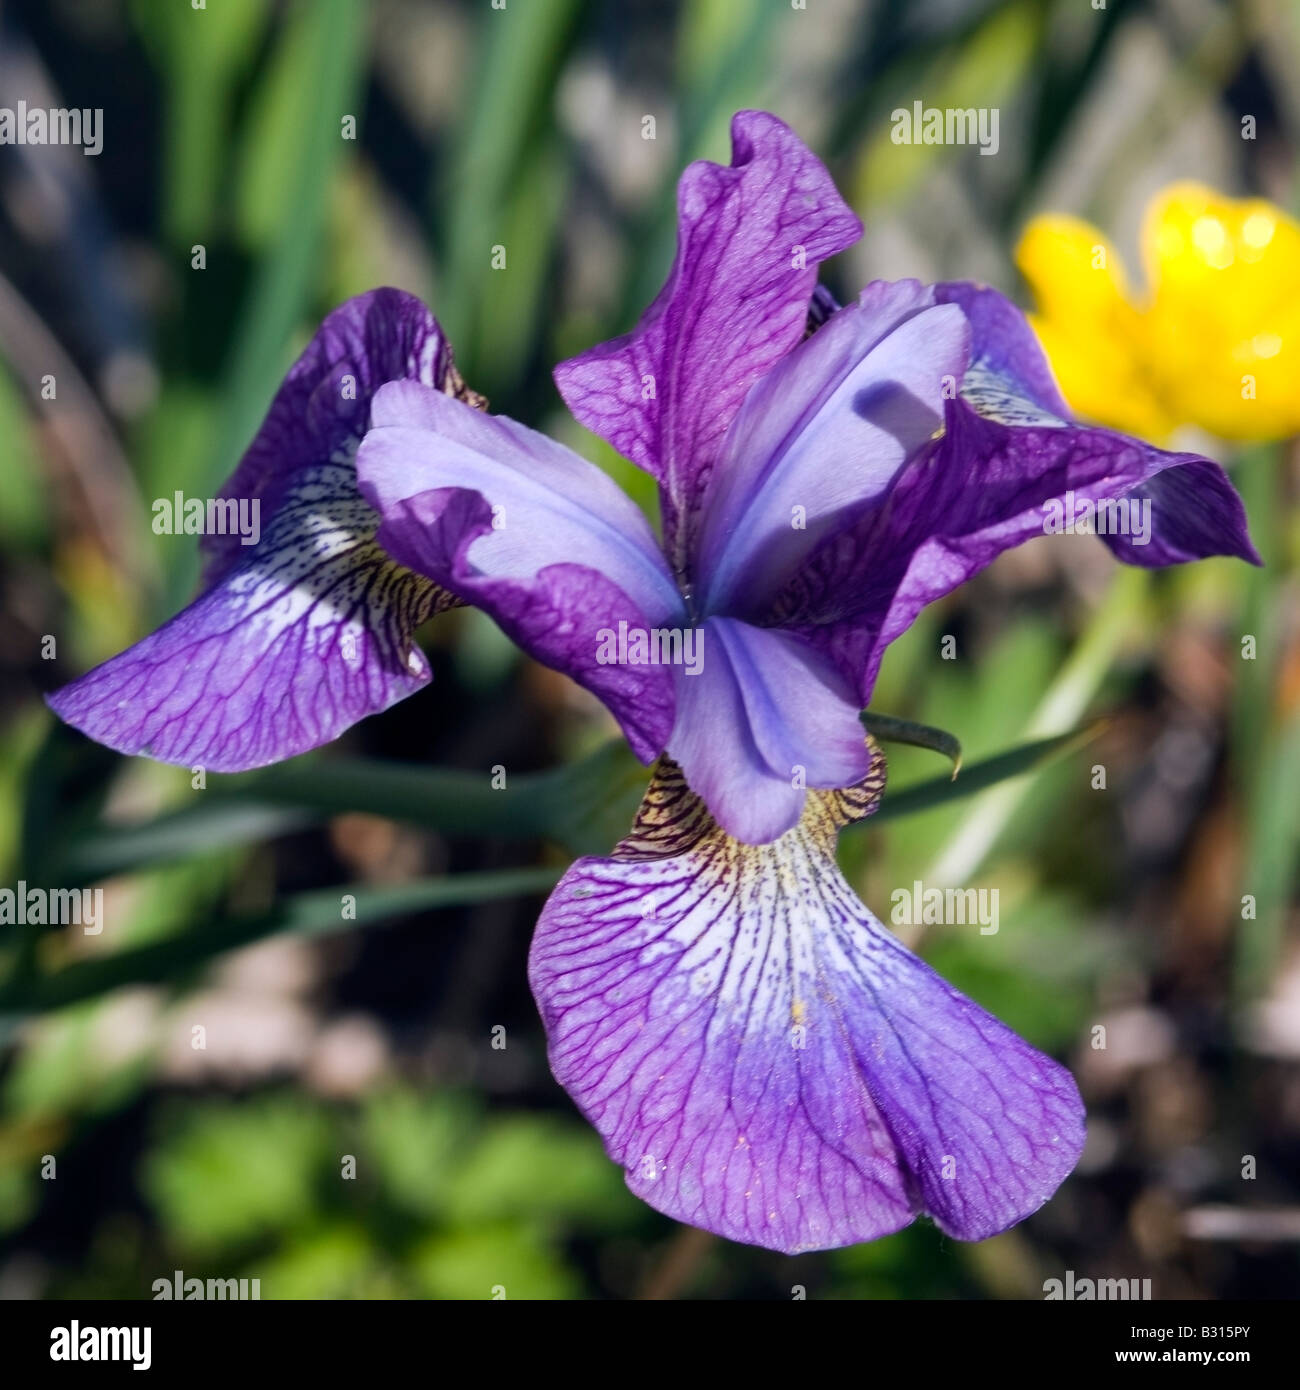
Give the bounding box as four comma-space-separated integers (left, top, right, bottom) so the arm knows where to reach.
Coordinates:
356, 385, 685, 762
48, 289, 460, 771
530, 752, 1085, 1254
696, 281, 971, 617
554, 109, 862, 578
361, 381, 683, 622
667, 616, 868, 845
771, 281, 1259, 704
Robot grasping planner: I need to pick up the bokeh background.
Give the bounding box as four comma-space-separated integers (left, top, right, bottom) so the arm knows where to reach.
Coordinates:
1, 0, 1298, 1300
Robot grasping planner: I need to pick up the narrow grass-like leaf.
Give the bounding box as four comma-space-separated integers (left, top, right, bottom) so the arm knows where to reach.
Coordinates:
51, 740, 651, 883
1232, 448, 1297, 1004
924, 567, 1149, 884
863, 712, 962, 777
57, 803, 320, 883
0, 868, 560, 1018
436, 0, 585, 374
867, 726, 1098, 826
177, 0, 366, 604
1235, 708, 1300, 1006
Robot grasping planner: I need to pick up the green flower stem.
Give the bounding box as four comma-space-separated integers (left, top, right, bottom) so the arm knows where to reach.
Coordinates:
924, 565, 1150, 886
1232, 443, 1295, 1007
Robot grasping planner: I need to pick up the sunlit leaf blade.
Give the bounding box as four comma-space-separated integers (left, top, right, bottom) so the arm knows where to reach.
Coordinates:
1234, 707, 1300, 1005
437, 0, 586, 380
174, 0, 366, 604
1231, 446, 1294, 1005
1230, 447, 1283, 801
621, 0, 784, 324
0, 868, 560, 1018
924, 568, 1149, 885
852, 0, 1040, 210
130, 0, 270, 244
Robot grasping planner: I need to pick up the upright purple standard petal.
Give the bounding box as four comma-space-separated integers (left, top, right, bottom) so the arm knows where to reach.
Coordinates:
770, 281, 1259, 703
530, 751, 1084, 1254
695, 280, 970, 617
356, 381, 685, 762
48, 290, 464, 771
554, 109, 862, 577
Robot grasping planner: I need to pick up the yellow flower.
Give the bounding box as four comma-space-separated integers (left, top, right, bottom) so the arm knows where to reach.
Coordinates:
1016, 184, 1300, 442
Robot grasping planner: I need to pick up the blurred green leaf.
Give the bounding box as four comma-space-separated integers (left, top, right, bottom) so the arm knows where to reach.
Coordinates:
55, 801, 318, 882
925, 888, 1109, 1052
831, 1221, 977, 1301
234, 4, 331, 250
0, 366, 48, 547
2, 977, 171, 1122
469, 130, 570, 397
362, 1090, 469, 1221
1231, 446, 1284, 799
443, 1114, 632, 1228
56, 723, 1103, 888
1231, 446, 1296, 1004
410, 1223, 579, 1300
0, 709, 50, 883
0, 1162, 37, 1235
0, 868, 559, 1017
180, 0, 366, 602
54, 739, 650, 883
853, 0, 1041, 208
144, 1095, 333, 1252
131, 0, 270, 243
254, 1224, 383, 1299
1235, 706, 1300, 1005
924, 567, 1150, 884
622, 0, 786, 324
437, 0, 586, 380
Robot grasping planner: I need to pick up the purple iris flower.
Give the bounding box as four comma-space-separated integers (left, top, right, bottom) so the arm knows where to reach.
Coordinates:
49, 111, 1257, 1254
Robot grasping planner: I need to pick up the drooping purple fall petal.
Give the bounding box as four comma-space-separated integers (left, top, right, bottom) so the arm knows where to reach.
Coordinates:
1088, 461, 1262, 568
935, 281, 1260, 570
554, 109, 862, 578
529, 751, 1085, 1254
356, 381, 685, 761
768, 280, 1259, 704
48, 290, 461, 771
